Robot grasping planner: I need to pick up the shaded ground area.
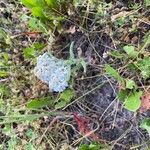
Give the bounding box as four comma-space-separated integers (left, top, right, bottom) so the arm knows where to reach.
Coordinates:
0, 0, 150, 149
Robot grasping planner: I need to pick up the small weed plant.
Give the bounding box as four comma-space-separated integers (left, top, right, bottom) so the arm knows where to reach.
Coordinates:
105, 32, 150, 112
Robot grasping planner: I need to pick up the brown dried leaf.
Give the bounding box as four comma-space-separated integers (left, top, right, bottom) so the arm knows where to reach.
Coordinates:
139, 89, 150, 113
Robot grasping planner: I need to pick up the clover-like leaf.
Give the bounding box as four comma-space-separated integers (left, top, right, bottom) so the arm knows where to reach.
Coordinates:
124, 91, 143, 112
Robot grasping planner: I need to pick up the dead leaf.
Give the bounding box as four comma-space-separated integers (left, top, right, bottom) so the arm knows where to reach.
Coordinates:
139, 89, 150, 113
73, 113, 100, 141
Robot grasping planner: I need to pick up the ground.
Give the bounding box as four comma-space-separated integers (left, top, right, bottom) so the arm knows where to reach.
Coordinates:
0, 0, 150, 150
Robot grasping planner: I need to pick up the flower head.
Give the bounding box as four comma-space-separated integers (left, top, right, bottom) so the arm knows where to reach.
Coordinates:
34, 52, 71, 92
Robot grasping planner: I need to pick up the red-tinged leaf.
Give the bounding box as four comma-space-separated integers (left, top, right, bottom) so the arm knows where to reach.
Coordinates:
73, 112, 89, 133
73, 113, 100, 141
139, 89, 150, 113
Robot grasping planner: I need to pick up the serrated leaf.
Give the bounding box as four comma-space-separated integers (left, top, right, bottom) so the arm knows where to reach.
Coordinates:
123, 45, 138, 57
125, 79, 136, 89
124, 91, 143, 112
140, 119, 150, 135
27, 97, 53, 109
105, 64, 124, 83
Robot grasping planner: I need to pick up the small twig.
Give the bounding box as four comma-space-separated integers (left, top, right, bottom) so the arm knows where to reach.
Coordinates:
11, 31, 42, 38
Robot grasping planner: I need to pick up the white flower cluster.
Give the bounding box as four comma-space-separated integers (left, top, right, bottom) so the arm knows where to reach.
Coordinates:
34, 52, 71, 92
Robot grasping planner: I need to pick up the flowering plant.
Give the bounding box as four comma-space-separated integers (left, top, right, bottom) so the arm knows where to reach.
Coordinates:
34, 52, 71, 92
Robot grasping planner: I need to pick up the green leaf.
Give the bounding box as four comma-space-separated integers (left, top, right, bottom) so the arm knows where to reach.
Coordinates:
143, 32, 150, 46
25, 129, 34, 138
0, 114, 43, 124
0, 71, 9, 77
140, 119, 150, 135
55, 89, 75, 109
21, 0, 37, 8
45, 0, 57, 7
79, 142, 104, 150
2, 53, 9, 61
125, 79, 136, 89
23, 47, 36, 59
124, 91, 142, 112
123, 45, 138, 57
59, 89, 75, 102
109, 51, 125, 59
117, 89, 129, 102
145, 0, 150, 7
115, 17, 126, 27
28, 18, 47, 32
0, 84, 9, 97
27, 97, 53, 109
55, 101, 66, 109
24, 143, 36, 150
136, 57, 150, 79
0, 28, 7, 39
80, 59, 87, 73
79, 144, 89, 150
31, 7, 45, 18
21, 0, 45, 8
105, 64, 124, 83
32, 42, 45, 50
23, 43, 45, 59
140, 32, 150, 51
